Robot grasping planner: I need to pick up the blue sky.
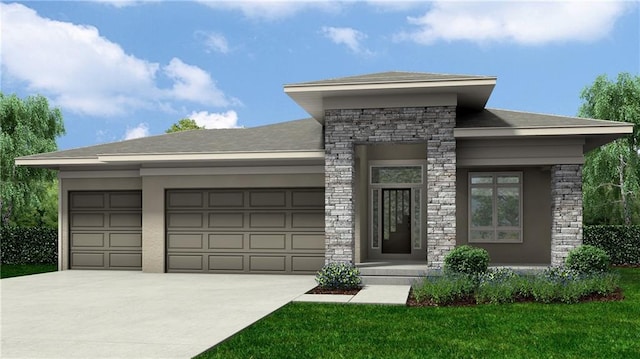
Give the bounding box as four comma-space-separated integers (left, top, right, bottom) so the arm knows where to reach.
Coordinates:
1, 1, 638, 150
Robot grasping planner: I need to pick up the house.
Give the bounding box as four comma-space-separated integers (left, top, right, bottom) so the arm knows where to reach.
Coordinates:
16, 72, 633, 274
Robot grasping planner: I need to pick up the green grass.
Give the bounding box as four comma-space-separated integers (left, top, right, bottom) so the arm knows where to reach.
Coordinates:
197, 268, 640, 359
0, 263, 57, 279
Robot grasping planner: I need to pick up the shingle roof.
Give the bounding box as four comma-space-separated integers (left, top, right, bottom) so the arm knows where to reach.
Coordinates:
456, 108, 629, 128
19, 108, 630, 161
287, 71, 496, 87
20, 118, 323, 160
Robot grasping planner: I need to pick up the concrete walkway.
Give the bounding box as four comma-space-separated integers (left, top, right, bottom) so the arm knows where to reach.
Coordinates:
294, 285, 411, 305
1, 270, 316, 359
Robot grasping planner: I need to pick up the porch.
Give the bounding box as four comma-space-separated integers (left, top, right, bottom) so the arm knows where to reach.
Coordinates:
356, 260, 549, 285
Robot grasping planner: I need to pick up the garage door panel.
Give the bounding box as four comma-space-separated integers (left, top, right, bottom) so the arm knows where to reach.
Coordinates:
168, 213, 203, 228
110, 213, 142, 228
291, 234, 325, 250
167, 188, 324, 274
109, 253, 142, 268
292, 190, 324, 207
250, 256, 286, 272
291, 212, 324, 228
209, 213, 244, 228
71, 193, 105, 209
70, 191, 142, 270
209, 255, 244, 271
292, 256, 325, 272
72, 213, 105, 228
209, 234, 244, 249
250, 191, 286, 207
109, 233, 142, 248
168, 255, 203, 271
109, 192, 142, 209
72, 233, 105, 247
250, 234, 286, 249
167, 233, 203, 249
209, 191, 244, 207
168, 191, 203, 208
71, 252, 105, 267
249, 213, 286, 228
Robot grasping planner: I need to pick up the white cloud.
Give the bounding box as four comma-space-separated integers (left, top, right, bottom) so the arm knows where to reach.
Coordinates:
396, 1, 630, 45
366, 1, 426, 12
196, 31, 230, 54
321, 26, 373, 55
0, 3, 237, 117
189, 110, 240, 129
94, 0, 142, 7
123, 123, 150, 140
164, 58, 237, 107
198, 0, 343, 21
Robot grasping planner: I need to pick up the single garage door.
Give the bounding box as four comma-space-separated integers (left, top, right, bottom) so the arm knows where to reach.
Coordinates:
69, 191, 142, 270
166, 188, 325, 274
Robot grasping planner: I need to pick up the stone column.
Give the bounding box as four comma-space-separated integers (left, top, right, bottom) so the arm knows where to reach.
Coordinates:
550, 164, 583, 266
425, 107, 457, 268
323, 110, 357, 263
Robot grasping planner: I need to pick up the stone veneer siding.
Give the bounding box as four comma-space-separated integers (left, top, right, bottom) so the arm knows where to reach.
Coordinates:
324, 106, 457, 268
550, 164, 583, 266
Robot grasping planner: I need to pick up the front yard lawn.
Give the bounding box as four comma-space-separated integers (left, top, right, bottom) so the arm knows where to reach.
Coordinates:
197, 268, 640, 359
0, 264, 57, 279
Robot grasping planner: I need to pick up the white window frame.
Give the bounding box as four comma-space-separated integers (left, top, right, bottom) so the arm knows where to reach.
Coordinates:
468, 172, 523, 244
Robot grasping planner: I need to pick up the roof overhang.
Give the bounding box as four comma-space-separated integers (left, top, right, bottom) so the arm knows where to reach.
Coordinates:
285, 78, 496, 123
455, 123, 634, 153
15, 150, 326, 169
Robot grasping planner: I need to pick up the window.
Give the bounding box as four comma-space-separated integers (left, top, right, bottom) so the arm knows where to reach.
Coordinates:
371, 166, 422, 184
469, 172, 522, 243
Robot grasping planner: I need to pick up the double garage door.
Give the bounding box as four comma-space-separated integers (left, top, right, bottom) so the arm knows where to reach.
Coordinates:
166, 188, 325, 274
69, 191, 142, 270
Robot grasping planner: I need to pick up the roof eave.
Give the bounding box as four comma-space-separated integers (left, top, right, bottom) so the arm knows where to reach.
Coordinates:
454, 125, 634, 138
15, 150, 326, 168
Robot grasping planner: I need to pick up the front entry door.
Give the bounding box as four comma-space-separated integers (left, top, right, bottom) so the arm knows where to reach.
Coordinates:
381, 188, 411, 254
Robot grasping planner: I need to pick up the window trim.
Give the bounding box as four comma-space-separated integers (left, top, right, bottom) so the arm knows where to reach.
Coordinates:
468, 172, 523, 244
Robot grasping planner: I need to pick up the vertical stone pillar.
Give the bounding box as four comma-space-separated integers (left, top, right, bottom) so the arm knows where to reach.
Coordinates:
324, 110, 356, 263
426, 107, 457, 268
550, 164, 583, 266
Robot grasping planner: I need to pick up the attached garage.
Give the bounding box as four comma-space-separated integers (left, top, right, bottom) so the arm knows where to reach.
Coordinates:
69, 191, 142, 270
166, 188, 325, 274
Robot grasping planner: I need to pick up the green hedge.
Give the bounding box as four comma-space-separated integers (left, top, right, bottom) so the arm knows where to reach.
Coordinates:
0, 227, 57, 265
583, 225, 640, 266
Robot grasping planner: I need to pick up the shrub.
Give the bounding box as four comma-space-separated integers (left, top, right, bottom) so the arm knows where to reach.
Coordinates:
315, 262, 362, 290
530, 267, 619, 304
566, 245, 610, 274
0, 227, 57, 265
584, 225, 640, 265
444, 245, 489, 276
475, 268, 523, 304
412, 274, 476, 305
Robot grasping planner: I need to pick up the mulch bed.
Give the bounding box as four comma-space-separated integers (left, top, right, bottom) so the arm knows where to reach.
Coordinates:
405, 287, 624, 307
306, 286, 362, 295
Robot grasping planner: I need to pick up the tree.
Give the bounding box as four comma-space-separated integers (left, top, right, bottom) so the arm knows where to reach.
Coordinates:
165, 118, 203, 133
579, 73, 640, 225
0, 93, 65, 227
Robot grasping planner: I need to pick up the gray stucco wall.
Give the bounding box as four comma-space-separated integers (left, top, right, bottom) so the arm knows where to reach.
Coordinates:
324, 107, 456, 267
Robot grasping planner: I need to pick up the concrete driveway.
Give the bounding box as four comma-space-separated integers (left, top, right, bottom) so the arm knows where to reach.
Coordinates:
1, 270, 316, 358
